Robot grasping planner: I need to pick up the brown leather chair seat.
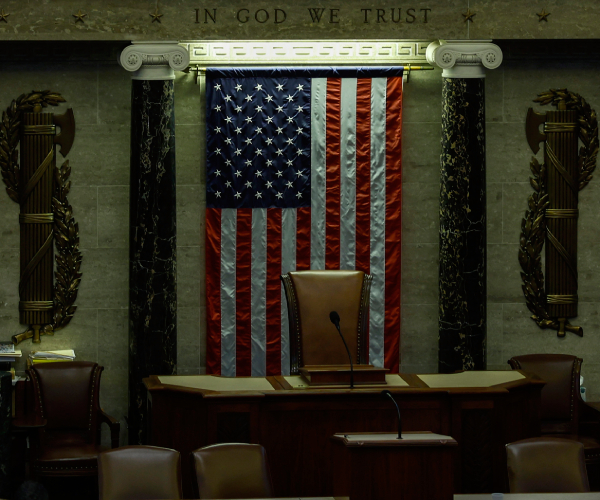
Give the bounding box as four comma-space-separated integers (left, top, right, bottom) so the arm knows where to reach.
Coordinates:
508, 354, 600, 489
192, 443, 273, 499
506, 437, 590, 492
98, 445, 182, 500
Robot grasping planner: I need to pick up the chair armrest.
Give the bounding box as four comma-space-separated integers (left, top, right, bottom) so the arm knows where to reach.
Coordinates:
98, 408, 120, 448
579, 401, 600, 437
11, 414, 46, 429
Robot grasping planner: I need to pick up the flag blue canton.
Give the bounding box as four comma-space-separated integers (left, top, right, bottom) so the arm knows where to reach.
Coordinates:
206, 77, 311, 209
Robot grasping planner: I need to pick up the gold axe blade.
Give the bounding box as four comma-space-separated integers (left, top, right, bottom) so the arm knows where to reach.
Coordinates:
54, 109, 75, 157
525, 108, 547, 154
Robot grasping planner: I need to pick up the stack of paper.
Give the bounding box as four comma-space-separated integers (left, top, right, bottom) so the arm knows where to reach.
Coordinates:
0, 342, 22, 363
29, 349, 76, 364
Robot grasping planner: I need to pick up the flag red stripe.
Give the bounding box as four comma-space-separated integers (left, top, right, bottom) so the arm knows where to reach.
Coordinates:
355, 78, 372, 275
266, 209, 282, 376
236, 209, 252, 376
296, 207, 311, 270
325, 78, 342, 270
384, 77, 403, 372
205, 208, 222, 375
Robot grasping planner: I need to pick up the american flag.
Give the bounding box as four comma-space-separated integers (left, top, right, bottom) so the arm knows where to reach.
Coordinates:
205, 67, 403, 377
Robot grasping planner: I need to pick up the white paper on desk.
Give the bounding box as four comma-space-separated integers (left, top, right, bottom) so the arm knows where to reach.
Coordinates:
157, 375, 275, 392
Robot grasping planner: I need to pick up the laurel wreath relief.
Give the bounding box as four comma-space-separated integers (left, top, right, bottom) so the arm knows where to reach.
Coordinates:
0, 91, 82, 343
519, 89, 598, 335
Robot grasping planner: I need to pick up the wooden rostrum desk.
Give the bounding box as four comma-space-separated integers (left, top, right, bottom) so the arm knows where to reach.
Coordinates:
143, 371, 543, 498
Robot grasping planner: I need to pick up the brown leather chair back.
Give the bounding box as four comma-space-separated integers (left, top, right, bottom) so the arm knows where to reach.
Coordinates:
281, 270, 372, 374
29, 361, 102, 439
192, 443, 273, 499
506, 437, 590, 492
508, 354, 581, 433
98, 445, 182, 500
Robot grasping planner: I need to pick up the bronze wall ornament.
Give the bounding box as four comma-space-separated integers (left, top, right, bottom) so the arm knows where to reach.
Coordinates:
72, 10, 86, 23
0, 9, 8, 22
537, 9, 551, 21
0, 91, 81, 345
520, 89, 598, 337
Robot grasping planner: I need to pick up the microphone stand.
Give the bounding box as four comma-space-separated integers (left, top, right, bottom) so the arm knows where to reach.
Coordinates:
330, 312, 354, 389
382, 390, 402, 439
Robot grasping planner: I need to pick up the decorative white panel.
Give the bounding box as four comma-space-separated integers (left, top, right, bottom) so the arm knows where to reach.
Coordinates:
180, 40, 431, 66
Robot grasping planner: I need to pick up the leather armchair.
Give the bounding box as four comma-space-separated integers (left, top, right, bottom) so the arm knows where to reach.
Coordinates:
508, 354, 600, 489
24, 361, 120, 478
98, 445, 182, 500
281, 270, 372, 374
192, 443, 273, 499
506, 437, 590, 492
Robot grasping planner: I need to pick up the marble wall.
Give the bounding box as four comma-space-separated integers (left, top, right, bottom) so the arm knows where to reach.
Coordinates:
1, 40, 600, 445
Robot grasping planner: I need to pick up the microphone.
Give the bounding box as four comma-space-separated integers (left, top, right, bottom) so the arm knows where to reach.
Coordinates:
381, 390, 402, 439
329, 310, 354, 389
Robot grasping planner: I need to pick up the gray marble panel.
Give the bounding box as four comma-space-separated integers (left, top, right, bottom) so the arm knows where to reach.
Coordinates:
177, 306, 201, 374
402, 69, 443, 124
177, 185, 204, 248
400, 363, 438, 374
402, 122, 442, 184
68, 185, 98, 250
485, 66, 503, 123
578, 246, 600, 303
503, 60, 600, 124
401, 182, 439, 245
0, 193, 19, 250
68, 124, 130, 187
487, 182, 502, 245
199, 304, 207, 373
76, 247, 129, 309
98, 308, 129, 370
176, 124, 204, 186
177, 245, 202, 308
502, 182, 531, 245
0, 63, 98, 125
400, 303, 438, 367
99, 368, 128, 447
487, 302, 504, 367
578, 180, 600, 245
98, 64, 131, 125
98, 186, 129, 248
487, 243, 522, 302
487, 123, 535, 184
502, 302, 599, 360
401, 243, 438, 305
0, 249, 19, 307
175, 72, 201, 126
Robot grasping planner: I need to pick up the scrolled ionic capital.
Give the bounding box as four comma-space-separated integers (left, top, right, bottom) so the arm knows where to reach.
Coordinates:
119, 41, 190, 81
426, 40, 503, 79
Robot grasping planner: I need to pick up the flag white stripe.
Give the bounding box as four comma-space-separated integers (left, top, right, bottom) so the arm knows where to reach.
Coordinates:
369, 78, 387, 368
310, 77, 327, 270
220, 208, 238, 377
251, 208, 267, 376
280, 208, 297, 375
340, 78, 357, 270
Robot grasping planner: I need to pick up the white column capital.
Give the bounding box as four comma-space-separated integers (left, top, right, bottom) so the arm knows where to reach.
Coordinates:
426, 40, 503, 78
119, 41, 190, 80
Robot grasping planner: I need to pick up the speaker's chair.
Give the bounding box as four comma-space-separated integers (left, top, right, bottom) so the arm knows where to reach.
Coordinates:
281, 269, 372, 374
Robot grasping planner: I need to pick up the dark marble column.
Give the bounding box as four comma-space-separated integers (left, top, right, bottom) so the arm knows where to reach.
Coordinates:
426, 41, 502, 373
120, 42, 189, 444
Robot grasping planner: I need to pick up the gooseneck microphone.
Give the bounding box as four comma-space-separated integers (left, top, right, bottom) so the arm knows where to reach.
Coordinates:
329, 311, 354, 389
382, 390, 402, 439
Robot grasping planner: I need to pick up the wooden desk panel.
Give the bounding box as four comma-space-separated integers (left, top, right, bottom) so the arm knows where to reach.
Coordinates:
144, 372, 543, 498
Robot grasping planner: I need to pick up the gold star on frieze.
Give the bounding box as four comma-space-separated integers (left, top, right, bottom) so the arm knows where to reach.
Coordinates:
149, 8, 163, 23
0, 9, 9, 23
537, 8, 551, 22
462, 8, 476, 22
72, 10, 87, 23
